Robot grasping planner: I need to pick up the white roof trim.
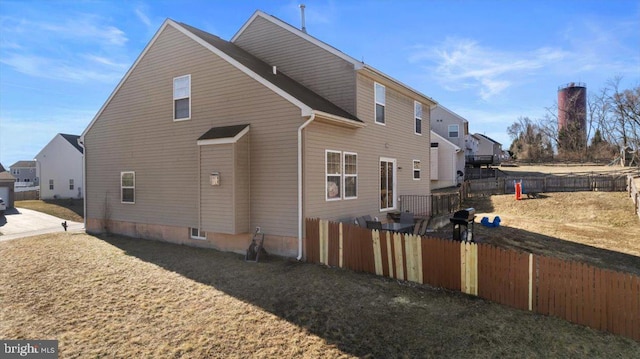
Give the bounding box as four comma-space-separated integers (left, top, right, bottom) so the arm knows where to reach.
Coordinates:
361, 65, 437, 106
81, 20, 173, 141
197, 125, 250, 146
169, 20, 313, 116
231, 11, 364, 70
313, 110, 366, 128
430, 130, 461, 151
474, 133, 501, 145
81, 18, 315, 141
232, 11, 438, 107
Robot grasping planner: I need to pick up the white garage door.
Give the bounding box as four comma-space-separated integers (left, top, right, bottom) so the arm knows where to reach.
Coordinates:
0, 186, 9, 206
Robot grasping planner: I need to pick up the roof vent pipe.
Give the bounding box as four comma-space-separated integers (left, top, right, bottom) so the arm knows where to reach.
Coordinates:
272, 65, 277, 75
299, 4, 307, 33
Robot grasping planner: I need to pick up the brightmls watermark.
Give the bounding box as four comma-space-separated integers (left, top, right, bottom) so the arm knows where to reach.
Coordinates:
1, 340, 58, 358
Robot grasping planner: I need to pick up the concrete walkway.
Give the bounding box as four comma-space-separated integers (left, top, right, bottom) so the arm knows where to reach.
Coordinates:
0, 207, 84, 242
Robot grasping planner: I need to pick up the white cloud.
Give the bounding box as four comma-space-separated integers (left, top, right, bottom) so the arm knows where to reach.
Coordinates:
1, 54, 125, 84
37, 15, 128, 46
82, 54, 128, 69
0, 13, 130, 83
558, 17, 640, 78
135, 6, 152, 28
409, 37, 568, 100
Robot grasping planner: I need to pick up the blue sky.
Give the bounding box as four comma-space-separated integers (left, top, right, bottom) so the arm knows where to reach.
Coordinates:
1, 0, 638, 168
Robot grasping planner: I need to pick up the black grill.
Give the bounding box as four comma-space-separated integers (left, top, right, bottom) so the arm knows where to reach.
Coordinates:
450, 208, 476, 242
452, 208, 476, 222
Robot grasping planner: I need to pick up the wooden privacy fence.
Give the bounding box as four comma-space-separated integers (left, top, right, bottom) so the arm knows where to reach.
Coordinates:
305, 219, 640, 341
14, 190, 39, 201
463, 175, 628, 197
629, 175, 640, 220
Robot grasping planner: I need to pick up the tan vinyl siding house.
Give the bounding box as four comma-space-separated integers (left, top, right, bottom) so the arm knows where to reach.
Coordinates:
232, 13, 358, 115
82, 11, 437, 258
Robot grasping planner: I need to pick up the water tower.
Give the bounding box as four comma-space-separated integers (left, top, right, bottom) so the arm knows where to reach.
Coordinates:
557, 82, 587, 151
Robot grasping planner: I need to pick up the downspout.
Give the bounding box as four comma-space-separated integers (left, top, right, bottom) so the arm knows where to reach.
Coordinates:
198, 145, 201, 233
453, 149, 458, 187
79, 137, 86, 229
297, 113, 315, 260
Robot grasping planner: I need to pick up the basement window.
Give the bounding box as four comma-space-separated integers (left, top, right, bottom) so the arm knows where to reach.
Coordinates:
190, 228, 206, 240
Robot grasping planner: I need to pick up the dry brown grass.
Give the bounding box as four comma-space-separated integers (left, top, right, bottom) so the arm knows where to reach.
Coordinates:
15, 199, 83, 222
499, 163, 639, 177
451, 192, 640, 275
2, 233, 639, 358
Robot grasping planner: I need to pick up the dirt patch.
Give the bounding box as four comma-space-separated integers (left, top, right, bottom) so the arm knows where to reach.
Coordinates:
432, 192, 640, 275
2, 233, 639, 358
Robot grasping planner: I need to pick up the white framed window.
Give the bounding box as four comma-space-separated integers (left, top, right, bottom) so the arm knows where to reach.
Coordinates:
326, 150, 358, 200
121, 171, 135, 204
190, 228, 206, 240
173, 74, 191, 120
343, 152, 358, 199
374, 82, 385, 124
380, 157, 396, 211
414, 102, 422, 135
69, 179, 74, 190
326, 150, 342, 200
448, 124, 459, 138
413, 160, 421, 180
49, 179, 54, 190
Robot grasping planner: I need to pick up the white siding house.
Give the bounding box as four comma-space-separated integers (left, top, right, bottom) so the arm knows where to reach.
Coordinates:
35, 133, 84, 199
430, 105, 468, 183
430, 131, 464, 189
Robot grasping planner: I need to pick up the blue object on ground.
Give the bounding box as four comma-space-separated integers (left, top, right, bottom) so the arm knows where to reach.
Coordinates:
480, 216, 501, 228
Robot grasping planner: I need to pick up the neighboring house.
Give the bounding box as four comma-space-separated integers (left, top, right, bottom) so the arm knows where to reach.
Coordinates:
35, 133, 84, 199
0, 163, 16, 208
465, 133, 480, 157
475, 133, 503, 165
81, 11, 437, 258
430, 105, 467, 180
430, 105, 468, 150
9, 160, 37, 186
430, 131, 464, 190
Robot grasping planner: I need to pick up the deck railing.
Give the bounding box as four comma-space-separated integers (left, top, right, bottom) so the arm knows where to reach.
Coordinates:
399, 193, 461, 217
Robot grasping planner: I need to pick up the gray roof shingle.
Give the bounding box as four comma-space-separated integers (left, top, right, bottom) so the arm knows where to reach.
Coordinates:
60, 133, 84, 154
178, 22, 361, 124
198, 124, 250, 141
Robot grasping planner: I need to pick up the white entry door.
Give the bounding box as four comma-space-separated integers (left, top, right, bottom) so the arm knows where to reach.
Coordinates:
380, 157, 396, 211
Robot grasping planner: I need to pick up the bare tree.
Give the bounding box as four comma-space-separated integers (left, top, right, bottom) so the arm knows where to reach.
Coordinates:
599, 77, 640, 152
507, 117, 554, 162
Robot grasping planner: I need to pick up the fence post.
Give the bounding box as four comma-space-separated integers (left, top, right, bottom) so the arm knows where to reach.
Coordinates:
372, 229, 383, 276
393, 233, 405, 281
339, 222, 344, 268
460, 242, 478, 296
319, 220, 329, 265
528, 253, 534, 311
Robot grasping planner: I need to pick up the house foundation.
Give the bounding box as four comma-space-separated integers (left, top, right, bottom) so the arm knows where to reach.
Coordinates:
86, 218, 298, 258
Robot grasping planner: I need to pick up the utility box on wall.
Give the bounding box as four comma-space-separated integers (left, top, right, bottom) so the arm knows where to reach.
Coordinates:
210, 172, 220, 186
